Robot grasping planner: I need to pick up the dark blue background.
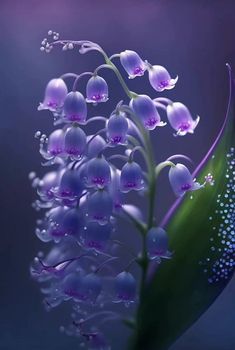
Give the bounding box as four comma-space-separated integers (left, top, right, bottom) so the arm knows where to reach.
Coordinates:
1, 0, 235, 349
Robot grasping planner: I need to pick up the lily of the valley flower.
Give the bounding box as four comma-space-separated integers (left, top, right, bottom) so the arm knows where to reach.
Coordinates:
166, 102, 200, 136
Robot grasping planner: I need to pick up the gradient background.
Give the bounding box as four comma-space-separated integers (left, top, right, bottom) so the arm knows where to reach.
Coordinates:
1, 0, 235, 349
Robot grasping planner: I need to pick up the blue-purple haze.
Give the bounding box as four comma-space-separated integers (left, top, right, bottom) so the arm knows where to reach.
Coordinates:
1, 1, 235, 349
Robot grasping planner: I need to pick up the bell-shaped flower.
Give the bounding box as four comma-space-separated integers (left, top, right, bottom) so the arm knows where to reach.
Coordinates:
130, 95, 165, 130
87, 189, 113, 225
166, 102, 200, 136
60, 208, 84, 237
86, 135, 106, 158
38, 78, 68, 111
64, 125, 86, 158
148, 65, 178, 92
63, 91, 87, 123
120, 50, 146, 79
120, 161, 144, 193
81, 222, 112, 251
146, 227, 171, 259
114, 271, 136, 303
47, 129, 65, 156
86, 75, 108, 103
106, 113, 129, 145
62, 272, 84, 299
57, 169, 83, 199
169, 163, 203, 197
38, 171, 60, 200
86, 156, 111, 189
79, 273, 102, 303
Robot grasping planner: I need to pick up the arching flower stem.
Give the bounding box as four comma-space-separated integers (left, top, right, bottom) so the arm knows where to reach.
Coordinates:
72, 71, 93, 91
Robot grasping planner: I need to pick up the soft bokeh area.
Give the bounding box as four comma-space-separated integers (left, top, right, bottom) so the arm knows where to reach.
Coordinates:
1, 0, 235, 349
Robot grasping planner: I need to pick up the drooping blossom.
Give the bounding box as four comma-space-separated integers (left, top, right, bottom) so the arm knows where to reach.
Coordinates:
120, 50, 146, 79
166, 102, 200, 136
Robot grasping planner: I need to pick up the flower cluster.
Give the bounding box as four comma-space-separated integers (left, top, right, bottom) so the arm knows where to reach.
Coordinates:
31, 32, 206, 349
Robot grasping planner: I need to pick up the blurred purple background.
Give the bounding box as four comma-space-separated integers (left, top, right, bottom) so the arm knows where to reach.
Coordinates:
1, 0, 235, 349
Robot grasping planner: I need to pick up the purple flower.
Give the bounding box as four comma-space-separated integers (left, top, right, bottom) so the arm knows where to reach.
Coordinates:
130, 95, 165, 130
115, 271, 136, 303
166, 102, 200, 136
106, 113, 129, 145
86, 156, 111, 189
169, 163, 203, 197
86, 75, 108, 103
148, 65, 178, 92
87, 189, 113, 225
120, 161, 144, 193
58, 169, 83, 199
38, 171, 60, 200
62, 272, 84, 299
63, 91, 87, 123
47, 129, 65, 156
120, 50, 146, 79
38, 78, 68, 111
64, 125, 86, 158
147, 227, 171, 259
80, 273, 102, 302
81, 221, 112, 251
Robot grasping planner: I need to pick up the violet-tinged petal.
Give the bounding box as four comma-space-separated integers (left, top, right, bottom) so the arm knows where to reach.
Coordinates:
81, 221, 112, 251
63, 91, 87, 123
115, 271, 136, 303
87, 190, 113, 225
106, 113, 129, 145
120, 50, 146, 79
47, 129, 65, 156
86, 157, 111, 189
148, 65, 178, 92
166, 102, 200, 136
38, 78, 68, 111
169, 163, 203, 197
120, 161, 144, 193
64, 125, 86, 157
147, 227, 169, 259
108, 169, 122, 211
86, 75, 108, 103
130, 94, 165, 130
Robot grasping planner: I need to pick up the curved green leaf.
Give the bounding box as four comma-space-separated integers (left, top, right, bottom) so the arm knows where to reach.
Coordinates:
131, 65, 235, 350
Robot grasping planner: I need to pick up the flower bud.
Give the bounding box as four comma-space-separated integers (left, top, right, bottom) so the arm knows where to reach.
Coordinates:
63, 91, 87, 123
47, 129, 65, 156
115, 271, 136, 302
166, 102, 200, 136
120, 161, 144, 193
64, 125, 86, 157
130, 94, 164, 130
86, 157, 111, 189
107, 113, 129, 145
148, 65, 178, 92
87, 190, 113, 225
38, 78, 68, 111
147, 227, 169, 259
169, 163, 202, 197
120, 50, 146, 79
86, 75, 108, 103
81, 222, 112, 251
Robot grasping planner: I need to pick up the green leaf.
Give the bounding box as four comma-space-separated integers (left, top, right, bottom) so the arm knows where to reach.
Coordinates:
130, 65, 235, 350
